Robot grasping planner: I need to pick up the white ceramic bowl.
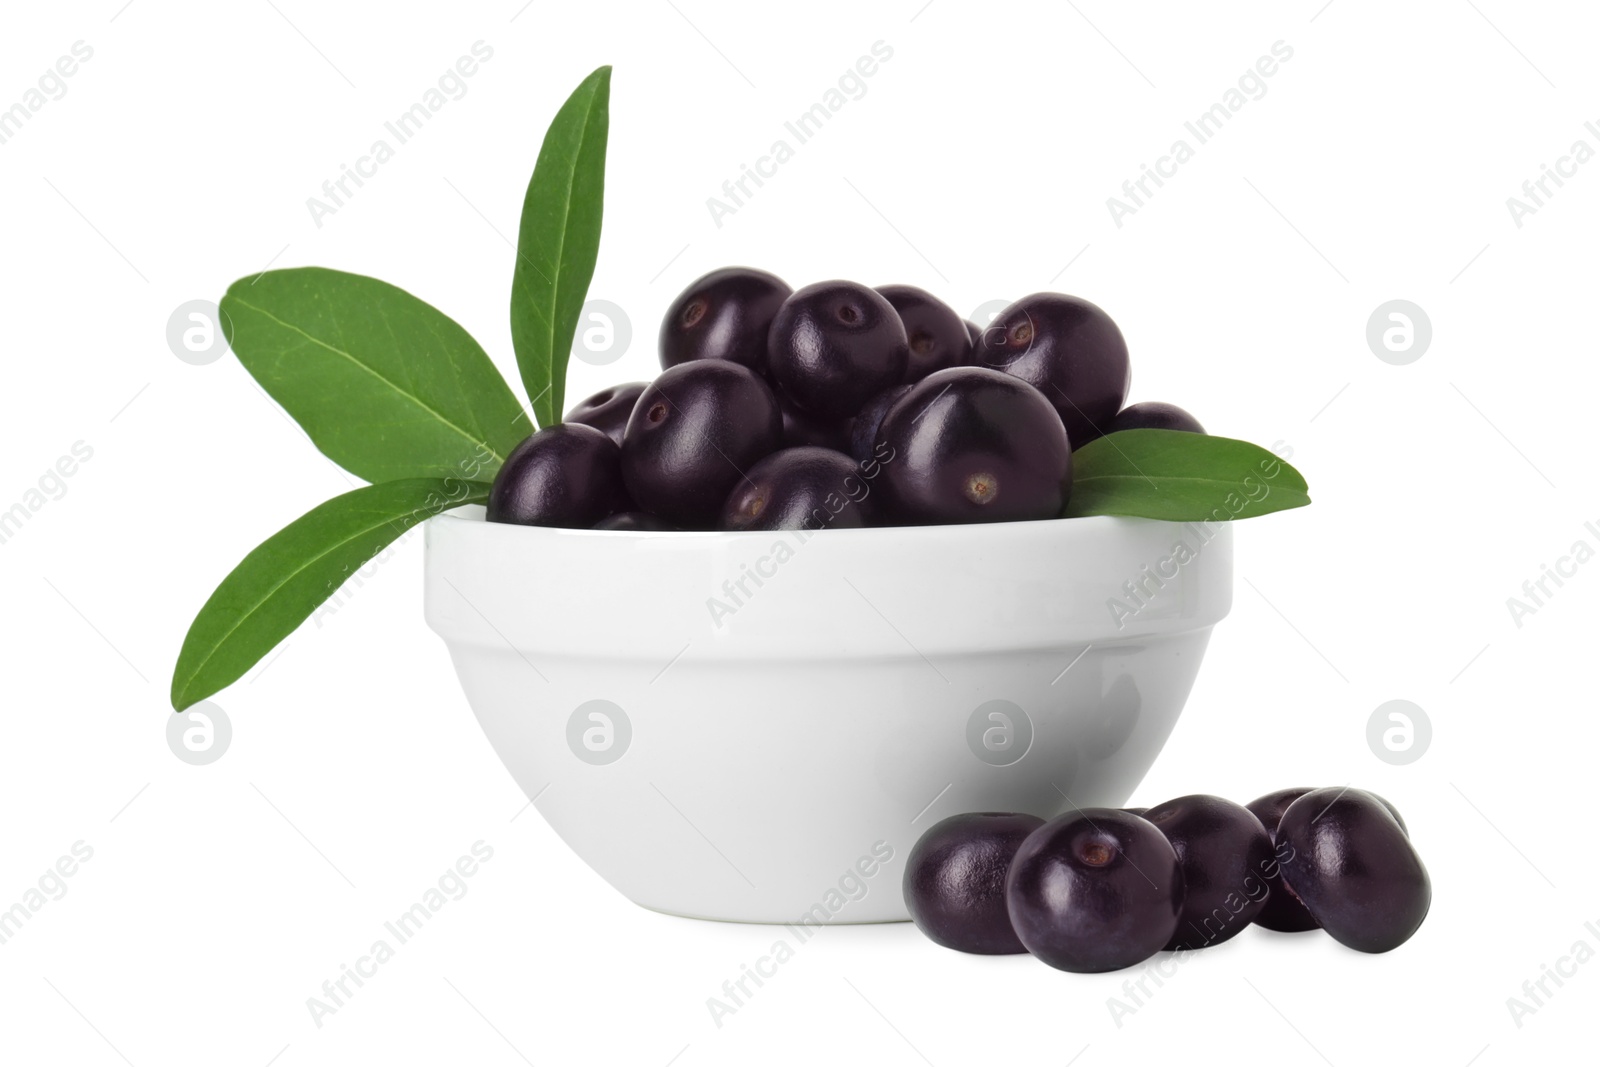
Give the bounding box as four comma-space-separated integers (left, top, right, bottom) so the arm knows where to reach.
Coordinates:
424, 506, 1232, 923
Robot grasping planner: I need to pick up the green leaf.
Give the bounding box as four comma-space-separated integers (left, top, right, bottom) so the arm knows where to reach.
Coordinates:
1064, 429, 1311, 521
170, 478, 488, 711
510, 65, 611, 428
221, 267, 527, 483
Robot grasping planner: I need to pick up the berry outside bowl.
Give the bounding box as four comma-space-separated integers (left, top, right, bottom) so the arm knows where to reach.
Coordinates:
424, 506, 1232, 924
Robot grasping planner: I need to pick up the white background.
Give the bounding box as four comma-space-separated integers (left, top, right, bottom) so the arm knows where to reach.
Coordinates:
2, 1, 1596, 1063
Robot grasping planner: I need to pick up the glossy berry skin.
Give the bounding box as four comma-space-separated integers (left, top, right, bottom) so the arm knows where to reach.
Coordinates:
965, 320, 982, 349
1247, 787, 1411, 934
720, 447, 870, 532
620, 361, 782, 528
977, 293, 1130, 446
1122, 807, 1149, 817
1276, 788, 1430, 954
1006, 808, 1185, 972
779, 398, 852, 453
1245, 788, 1320, 933
565, 382, 648, 447
878, 367, 1072, 525
767, 280, 909, 420
1144, 794, 1274, 951
660, 267, 791, 372
877, 284, 971, 382
848, 384, 911, 463
592, 511, 674, 531
487, 424, 628, 529
905, 812, 1045, 955
1106, 401, 1205, 436
1368, 791, 1409, 835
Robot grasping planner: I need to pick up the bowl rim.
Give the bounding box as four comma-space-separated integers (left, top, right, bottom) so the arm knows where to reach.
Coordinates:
426, 504, 1234, 655
432, 504, 1208, 544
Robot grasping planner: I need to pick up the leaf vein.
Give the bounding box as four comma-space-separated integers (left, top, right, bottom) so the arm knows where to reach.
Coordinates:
229, 296, 506, 465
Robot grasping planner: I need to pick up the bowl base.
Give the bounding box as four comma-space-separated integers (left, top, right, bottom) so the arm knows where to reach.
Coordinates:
635, 901, 913, 926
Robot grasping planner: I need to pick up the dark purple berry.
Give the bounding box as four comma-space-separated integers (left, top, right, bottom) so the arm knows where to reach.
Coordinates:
565, 382, 648, 447
592, 511, 675, 531
976, 293, 1130, 446
878, 367, 1071, 525
1245, 788, 1320, 933
487, 424, 628, 528
1366, 791, 1409, 835
1276, 788, 1430, 954
965, 320, 982, 349
1144, 794, 1274, 951
767, 280, 909, 420
1122, 807, 1149, 817
1106, 401, 1205, 435
660, 267, 791, 372
1006, 808, 1184, 972
620, 361, 782, 528
720, 447, 871, 532
877, 284, 971, 382
848, 384, 912, 463
904, 812, 1045, 955
779, 398, 852, 453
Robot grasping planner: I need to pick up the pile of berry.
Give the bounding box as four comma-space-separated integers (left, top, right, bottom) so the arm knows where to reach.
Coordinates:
486, 269, 1204, 531
904, 787, 1430, 972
